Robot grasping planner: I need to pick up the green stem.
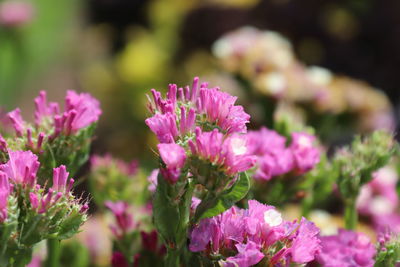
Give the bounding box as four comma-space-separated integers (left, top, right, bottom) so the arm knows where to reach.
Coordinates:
165, 248, 180, 267
344, 198, 357, 230
45, 239, 61, 267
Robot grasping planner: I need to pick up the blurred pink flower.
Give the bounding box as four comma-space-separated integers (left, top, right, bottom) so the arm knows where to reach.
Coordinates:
0, 1, 34, 27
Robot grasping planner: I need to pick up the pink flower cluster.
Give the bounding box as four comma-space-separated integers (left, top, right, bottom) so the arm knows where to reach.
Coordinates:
247, 127, 320, 181
189, 127, 256, 176
5, 90, 101, 150
189, 200, 321, 266
357, 166, 400, 234
146, 78, 255, 184
0, 150, 86, 219
145, 77, 250, 144
317, 229, 376, 267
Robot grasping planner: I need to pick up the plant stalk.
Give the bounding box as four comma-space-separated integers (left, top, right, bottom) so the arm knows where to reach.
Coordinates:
344, 198, 357, 230
45, 238, 61, 267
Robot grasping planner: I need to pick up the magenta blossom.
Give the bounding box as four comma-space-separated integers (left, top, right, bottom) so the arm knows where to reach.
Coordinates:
147, 77, 251, 135
197, 87, 250, 134
0, 150, 40, 186
189, 200, 320, 265
247, 127, 294, 181
0, 1, 34, 27
52, 165, 74, 195
357, 166, 398, 217
290, 132, 320, 173
7, 90, 101, 142
317, 229, 376, 267
65, 90, 102, 132
189, 128, 256, 176
7, 108, 25, 137
222, 241, 264, 267
105, 201, 135, 238
158, 143, 186, 183
0, 172, 10, 222
145, 113, 178, 143
34, 91, 60, 127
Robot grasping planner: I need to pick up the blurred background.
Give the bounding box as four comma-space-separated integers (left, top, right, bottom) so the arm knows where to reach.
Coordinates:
1, 0, 400, 166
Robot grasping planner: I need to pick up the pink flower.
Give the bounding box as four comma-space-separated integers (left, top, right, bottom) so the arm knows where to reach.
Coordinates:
0, 172, 10, 222
290, 132, 320, 173
357, 166, 398, 217
246, 127, 294, 180
247, 127, 286, 156
26, 256, 41, 267
289, 218, 321, 263
197, 87, 250, 134
189, 128, 256, 176
105, 201, 134, 237
0, 1, 34, 27
157, 143, 186, 183
147, 77, 251, 135
189, 200, 321, 265
147, 169, 159, 193
34, 91, 60, 127
111, 252, 129, 267
223, 241, 264, 267
65, 90, 102, 132
52, 165, 74, 195
145, 113, 178, 143
0, 150, 39, 186
317, 229, 376, 267
7, 108, 25, 137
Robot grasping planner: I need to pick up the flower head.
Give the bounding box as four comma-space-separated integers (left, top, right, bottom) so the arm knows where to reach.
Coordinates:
0, 150, 39, 186
65, 90, 102, 132
146, 77, 251, 138
158, 143, 186, 183
52, 165, 74, 195
317, 229, 376, 267
189, 128, 256, 176
290, 132, 320, 173
189, 200, 321, 265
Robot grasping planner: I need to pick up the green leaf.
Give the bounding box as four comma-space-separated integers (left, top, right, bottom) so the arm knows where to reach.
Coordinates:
194, 172, 250, 222
153, 173, 180, 245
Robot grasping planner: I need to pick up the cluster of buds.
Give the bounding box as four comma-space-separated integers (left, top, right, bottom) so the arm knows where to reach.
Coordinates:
247, 127, 320, 181
89, 154, 140, 206
0, 149, 88, 266
1, 90, 101, 179
375, 231, 400, 266
212, 26, 394, 132
335, 131, 396, 200
190, 200, 321, 266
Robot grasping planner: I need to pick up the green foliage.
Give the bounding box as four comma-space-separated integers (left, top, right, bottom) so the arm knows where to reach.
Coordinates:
193, 172, 250, 222
38, 124, 97, 180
